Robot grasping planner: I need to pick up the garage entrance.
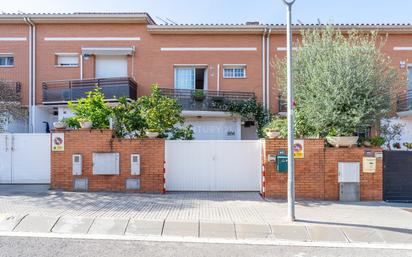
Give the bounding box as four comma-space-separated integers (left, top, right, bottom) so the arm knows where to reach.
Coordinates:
165, 140, 261, 191
383, 150, 412, 202
0, 134, 50, 184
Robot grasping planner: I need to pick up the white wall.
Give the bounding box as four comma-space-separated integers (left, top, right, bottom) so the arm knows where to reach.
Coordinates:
58, 107, 74, 121
384, 116, 412, 150
184, 117, 241, 140
34, 106, 57, 133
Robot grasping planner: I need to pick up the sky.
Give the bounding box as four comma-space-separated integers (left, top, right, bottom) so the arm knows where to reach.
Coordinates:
1, 0, 412, 25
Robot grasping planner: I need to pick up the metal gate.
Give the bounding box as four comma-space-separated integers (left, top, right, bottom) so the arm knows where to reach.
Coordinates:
383, 151, 412, 202
0, 134, 50, 184
165, 140, 262, 191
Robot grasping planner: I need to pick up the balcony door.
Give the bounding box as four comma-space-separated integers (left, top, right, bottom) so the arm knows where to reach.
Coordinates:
174, 67, 208, 90
95, 55, 128, 78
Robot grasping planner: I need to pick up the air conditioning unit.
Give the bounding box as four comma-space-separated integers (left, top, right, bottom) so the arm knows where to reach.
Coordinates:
131, 154, 140, 175
72, 154, 82, 176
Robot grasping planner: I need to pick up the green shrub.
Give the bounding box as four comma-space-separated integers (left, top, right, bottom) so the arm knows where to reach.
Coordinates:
263, 117, 287, 138
275, 27, 400, 137
137, 84, 184, 133
369, 136, 385, 147
68, 88, 112, 129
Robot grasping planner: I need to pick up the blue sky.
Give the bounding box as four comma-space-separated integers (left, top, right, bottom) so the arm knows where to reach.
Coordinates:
1, 0, 412, 25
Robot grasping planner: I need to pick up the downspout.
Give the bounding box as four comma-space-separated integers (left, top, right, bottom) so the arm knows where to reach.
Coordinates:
262, 28, 267, 110
24, 17, 34, 133
217, 64, 220, 91
266, 28, 272, 113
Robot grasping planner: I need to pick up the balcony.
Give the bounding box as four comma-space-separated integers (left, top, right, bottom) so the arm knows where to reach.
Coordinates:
396, 90, 412, 114
159, 88, 256, 112
42, 77, 137, 104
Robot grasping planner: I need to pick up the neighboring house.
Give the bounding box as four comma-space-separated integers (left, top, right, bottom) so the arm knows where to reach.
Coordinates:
0, 12, 411, 140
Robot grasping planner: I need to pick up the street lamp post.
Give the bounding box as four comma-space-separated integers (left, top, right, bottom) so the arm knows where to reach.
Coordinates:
283, 0, 296, 222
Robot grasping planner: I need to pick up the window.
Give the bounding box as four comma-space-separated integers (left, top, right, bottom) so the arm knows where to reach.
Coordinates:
56, 54, 79, 67
0, 55, 14, 67
223, 65, 246, 78
174, 66, 208, 90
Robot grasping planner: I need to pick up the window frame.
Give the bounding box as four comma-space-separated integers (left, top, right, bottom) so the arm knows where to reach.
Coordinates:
55, 53, 79, 68
222, 65, 247, 79
0, 54, 14, 67
174, 65, 208, 90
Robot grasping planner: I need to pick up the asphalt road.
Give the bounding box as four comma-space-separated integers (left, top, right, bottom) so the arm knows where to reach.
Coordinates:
0, 236, 411, 257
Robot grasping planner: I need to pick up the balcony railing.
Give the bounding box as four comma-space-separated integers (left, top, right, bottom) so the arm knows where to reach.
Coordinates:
159, 88, 255, 112
42, 77, 137, 104
397, 90, 412, 112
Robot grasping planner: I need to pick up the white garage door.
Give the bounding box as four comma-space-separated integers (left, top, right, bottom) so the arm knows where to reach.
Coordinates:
0, 134, 50, 184
165, 140, 261, 191
95, 55, 128, 78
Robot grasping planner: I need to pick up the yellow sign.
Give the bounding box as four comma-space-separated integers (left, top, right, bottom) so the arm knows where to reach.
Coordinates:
294, 140, 304, 159
363, 157, 376, 173
52, 133, 65, 152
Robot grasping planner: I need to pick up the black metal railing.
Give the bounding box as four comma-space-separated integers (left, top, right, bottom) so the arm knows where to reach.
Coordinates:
159, 88, 255, 112
42, 77, 137, 104
397, 90, 412, 112
0, 80, 21, 94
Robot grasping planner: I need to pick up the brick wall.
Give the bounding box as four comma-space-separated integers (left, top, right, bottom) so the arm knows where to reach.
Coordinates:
262, 139, 382, 201
51, 129, 165, 193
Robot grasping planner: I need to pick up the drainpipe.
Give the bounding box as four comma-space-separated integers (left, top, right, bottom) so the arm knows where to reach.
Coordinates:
24, 17, 35, 133
217, 64, 220, 91
266, 28, 272, 113
262, 28, 267, 110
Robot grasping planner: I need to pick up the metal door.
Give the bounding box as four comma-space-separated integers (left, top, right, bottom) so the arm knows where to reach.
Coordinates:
383, 151, 412, 202
0, 134, 12, 183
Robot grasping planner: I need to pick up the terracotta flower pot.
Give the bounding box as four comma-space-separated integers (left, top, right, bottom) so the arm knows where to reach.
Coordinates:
146, 131, 159, 138
266, 130, 281, 139
53, 121, 67, 129
326, 136, 359, 148
79, 121, 92, 129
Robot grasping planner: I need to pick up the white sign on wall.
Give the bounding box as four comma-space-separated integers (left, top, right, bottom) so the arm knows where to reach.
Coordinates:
51, 133, 65, 152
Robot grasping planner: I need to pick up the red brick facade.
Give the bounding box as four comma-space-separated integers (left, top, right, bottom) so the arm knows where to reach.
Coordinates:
51, 129, 165, 193
262, 139, 383, 201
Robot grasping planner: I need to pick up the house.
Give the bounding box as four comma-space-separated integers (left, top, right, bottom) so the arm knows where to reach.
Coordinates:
0, 12, 412, 140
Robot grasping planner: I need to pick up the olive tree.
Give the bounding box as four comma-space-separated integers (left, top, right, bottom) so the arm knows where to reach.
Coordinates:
275, 27, 401, 137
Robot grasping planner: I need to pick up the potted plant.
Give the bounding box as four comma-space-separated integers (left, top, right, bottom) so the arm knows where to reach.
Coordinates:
392, 142, 401, 150
192, 89, 205, 101
263, 117, 286, 139
403, 142, 412, 151
326, 128, 358, 148
78, 118, 93, 129
146, 128, 160, 138
53, 120, 67, 129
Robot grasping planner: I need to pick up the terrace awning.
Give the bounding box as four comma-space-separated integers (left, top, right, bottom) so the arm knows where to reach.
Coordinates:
81, 46, 135, 56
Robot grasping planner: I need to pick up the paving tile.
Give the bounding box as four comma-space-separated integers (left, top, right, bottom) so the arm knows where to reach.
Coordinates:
162, 221, 198, 237
235, 223, 272, 239
270, 225, 310, 241
0, 214, 25, 232
200, 222, 235, 239
14, 215, 59, 233
378, 229, 412, 244
88, 217, 129, 235
307, 226, 348, 242
126, 219, 164, 236
52, 217, 94, 234
342, 227, 385, 243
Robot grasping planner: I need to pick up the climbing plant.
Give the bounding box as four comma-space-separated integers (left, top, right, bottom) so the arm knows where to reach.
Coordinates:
227, 98, 269, 138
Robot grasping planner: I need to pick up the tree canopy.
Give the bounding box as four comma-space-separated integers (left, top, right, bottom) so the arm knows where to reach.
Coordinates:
275, 27, 401, 137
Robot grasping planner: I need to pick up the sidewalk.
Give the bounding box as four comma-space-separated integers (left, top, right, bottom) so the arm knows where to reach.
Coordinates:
0, 188, 411, 246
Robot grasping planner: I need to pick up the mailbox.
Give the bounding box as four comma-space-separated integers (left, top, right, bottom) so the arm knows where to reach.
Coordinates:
276, 151, 288, 173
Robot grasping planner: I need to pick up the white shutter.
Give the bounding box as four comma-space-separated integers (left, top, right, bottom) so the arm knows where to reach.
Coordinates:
57, 55, 79, 66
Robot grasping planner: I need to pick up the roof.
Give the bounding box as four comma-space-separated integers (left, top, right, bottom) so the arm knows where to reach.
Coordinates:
0, 12, 412, 33
0, 12, 156, 24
